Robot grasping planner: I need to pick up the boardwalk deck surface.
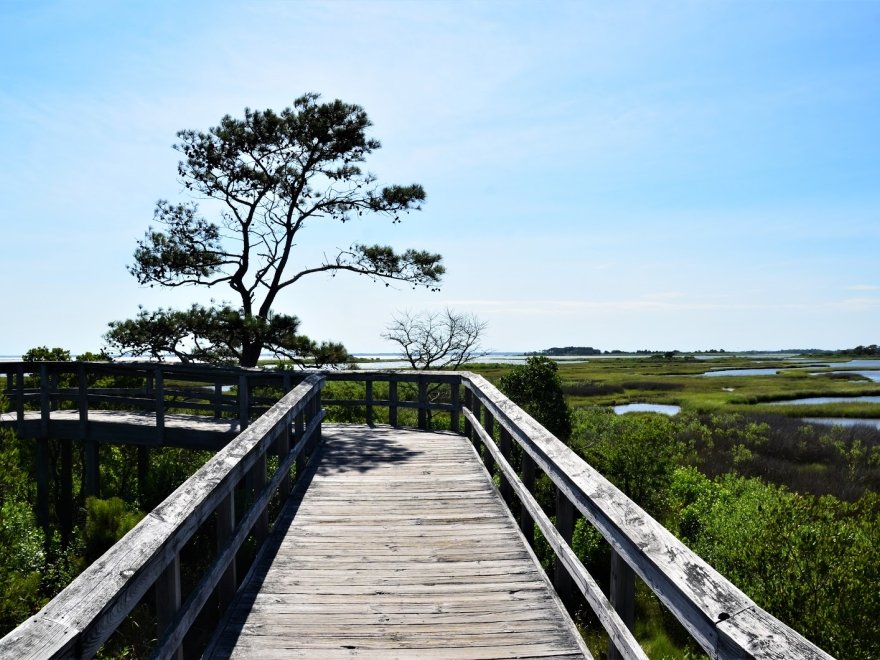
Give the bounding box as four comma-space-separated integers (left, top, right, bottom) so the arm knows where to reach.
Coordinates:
0, 410, 239, 448
205, 425, 590, 659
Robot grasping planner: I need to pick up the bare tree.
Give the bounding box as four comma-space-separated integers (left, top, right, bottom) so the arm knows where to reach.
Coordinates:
383, 309, 488, 369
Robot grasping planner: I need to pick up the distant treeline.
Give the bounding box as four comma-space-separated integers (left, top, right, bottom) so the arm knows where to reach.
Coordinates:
531, 346, 730, 356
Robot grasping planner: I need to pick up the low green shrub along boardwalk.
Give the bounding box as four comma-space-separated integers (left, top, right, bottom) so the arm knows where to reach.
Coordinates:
204, 426, 589, 659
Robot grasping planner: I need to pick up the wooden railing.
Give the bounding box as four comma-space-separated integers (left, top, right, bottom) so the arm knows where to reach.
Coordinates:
0, 364, 833, 659
0, 371, 325, 659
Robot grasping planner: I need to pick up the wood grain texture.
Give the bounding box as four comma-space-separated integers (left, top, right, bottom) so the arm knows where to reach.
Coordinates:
205, 425, 590, 660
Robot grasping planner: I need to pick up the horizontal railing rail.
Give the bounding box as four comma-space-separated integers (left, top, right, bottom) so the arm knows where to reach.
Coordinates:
0, 372, 325, 659
458, 372, 832, 660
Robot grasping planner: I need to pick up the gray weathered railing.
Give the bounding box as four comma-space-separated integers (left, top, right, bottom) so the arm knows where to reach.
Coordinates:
0, 364, 833, 658
0, 371, 325, 659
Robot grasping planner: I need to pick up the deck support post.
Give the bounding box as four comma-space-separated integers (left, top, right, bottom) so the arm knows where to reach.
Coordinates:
156, 554, 183, 660
608, 549, 636, 660
138, 446, 149, 506
36, 437, 49, 536
520, 453, 536, 547
388, 380, 398, 427
84, 439, 99, 497
554, 490, 577, 610
60, 440, 73, 547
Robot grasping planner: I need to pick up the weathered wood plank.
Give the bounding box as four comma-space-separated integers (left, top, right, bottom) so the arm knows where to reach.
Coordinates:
205, 426, 590, 659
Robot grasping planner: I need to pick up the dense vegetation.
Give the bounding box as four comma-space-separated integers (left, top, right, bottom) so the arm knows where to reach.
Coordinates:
482, 355, 879, 659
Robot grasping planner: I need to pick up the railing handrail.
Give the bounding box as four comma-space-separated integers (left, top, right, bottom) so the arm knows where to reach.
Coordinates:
458, 371, 832, 660
0, 373, 325, 659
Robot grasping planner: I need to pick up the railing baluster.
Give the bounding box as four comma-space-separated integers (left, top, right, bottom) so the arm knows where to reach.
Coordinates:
499, 426, 514, 505
520, 452, 536, 547
555, 490, 577, 610
608, 550, 636, 660
39, 363, 49, 438
463, 388, 473, 438
156, 554, 183, 660
450, 379, 460, 433
155, 366, 165, 443
483, 410, 495, 475
253, 452, 269, 542
417, 375, 427, 430
214, 383, 223, 419
365, 379, 374, 427
388, 378, 398, 427
238, 374, 249, 431
216, 493, 237, 611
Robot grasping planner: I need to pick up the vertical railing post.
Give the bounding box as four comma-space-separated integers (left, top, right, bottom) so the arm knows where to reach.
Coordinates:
463, 388, 473, 438
520, 453, 535, 547
37, 364, 50, 537
15, 364, 24, 427
36, 437, 49, 537
238, 374, 249, 432
499, 426, 514, 505
554, 490, 576, 610
39, 363, 49, 439
213, 383, 223, 419
155, 366, 165, 444
470, 397, 482, 448
388, 378, 398, 427
77, 363, 88, 440
365, 379, 374, 427
313, 387, 323, 445
156, 554, 183, 660
253, 451, 268, 542
216, 493, 238, 612
608, 550, 636, 660
417, 375, 427, 430
450, 379, 461, 434
295, 408, 306, 478
60, 439, 73, 547
482, 410, 495, 475
278, 415, 292, 496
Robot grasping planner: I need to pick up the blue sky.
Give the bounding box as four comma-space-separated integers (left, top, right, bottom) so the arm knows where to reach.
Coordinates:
1, 0, 878, 355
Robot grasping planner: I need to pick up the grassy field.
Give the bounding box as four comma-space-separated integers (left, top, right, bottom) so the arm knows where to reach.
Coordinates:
465, 355, 880, 419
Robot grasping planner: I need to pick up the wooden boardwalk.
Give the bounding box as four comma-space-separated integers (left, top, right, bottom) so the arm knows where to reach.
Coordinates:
0, 410, 240, 449
205, 425, 590, 659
